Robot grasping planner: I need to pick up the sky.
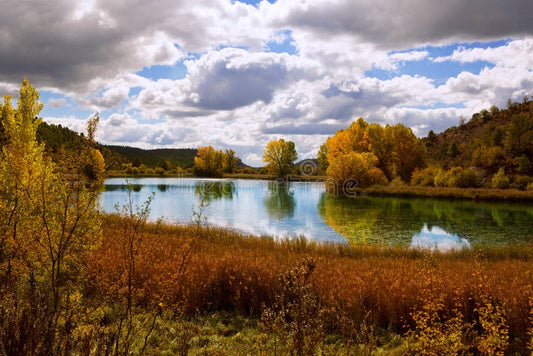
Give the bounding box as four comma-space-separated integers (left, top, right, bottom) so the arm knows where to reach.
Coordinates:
1, 0, 533, 166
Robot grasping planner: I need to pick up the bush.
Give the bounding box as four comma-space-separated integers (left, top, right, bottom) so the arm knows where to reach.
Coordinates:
433, 169, 447, 187
492, 168, 510, 189
432, 167, 478, 188
453, 168, 478, 188
390, 176, 408, 187
511, 175, 532, 190
411, 167, 439, 187
154, 167, 165, 176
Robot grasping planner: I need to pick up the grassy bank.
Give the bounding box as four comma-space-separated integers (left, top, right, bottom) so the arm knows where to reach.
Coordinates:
80, 215, 533, 354
349, 185, 533, 201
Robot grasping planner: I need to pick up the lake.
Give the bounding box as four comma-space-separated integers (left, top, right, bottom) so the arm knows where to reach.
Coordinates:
101, 178, 533, 249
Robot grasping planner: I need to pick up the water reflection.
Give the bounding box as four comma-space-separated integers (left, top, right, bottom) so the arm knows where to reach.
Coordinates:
318, 194, 533, 246
263, 182, 295, 218
100, 178, 533, 248
411, 224, 470, 251
194, 181, 236, 200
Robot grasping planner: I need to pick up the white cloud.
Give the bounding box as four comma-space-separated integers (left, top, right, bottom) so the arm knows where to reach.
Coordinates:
434, 38, 533, 68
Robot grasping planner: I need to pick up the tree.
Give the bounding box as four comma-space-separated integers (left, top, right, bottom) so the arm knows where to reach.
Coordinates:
263, 139, 298, 178
326, 152, 387, 191
317, 141, 329, 174
223, 149, 239, 174
0, 79, 101, 353
385, 123, 425, 182
194, 145, 223, 177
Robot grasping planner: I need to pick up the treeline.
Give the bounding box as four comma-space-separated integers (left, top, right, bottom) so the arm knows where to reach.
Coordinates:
317, 98, 533, 192
107, 146, 197, 170
193, 146, 241, 177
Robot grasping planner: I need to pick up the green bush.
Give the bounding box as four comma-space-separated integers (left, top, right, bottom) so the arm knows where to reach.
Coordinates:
511, 175, 532, 190
411, 167, 439, 187
453, 168, 478, 188
492, 168, 510, 189
433, 169, 447, 187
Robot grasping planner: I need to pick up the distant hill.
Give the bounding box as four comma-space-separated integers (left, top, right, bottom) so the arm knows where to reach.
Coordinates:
105, 146, 197, 169
423, 98, 533, 176
32, 122, 198, 170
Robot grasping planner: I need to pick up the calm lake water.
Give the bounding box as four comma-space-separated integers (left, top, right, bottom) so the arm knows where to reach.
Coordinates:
101, 178, 533, 249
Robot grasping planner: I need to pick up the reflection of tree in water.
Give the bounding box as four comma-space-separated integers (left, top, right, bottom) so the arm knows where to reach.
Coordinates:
263, 182, 295, 219
104, 184, 143, 192
318, 194, 423, 246
194, 181, 235, 200
318, 194, 533, 246
157, 184, 168, 192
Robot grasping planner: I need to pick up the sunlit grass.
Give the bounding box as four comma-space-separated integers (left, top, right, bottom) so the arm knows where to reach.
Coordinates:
82, 215, 533, 353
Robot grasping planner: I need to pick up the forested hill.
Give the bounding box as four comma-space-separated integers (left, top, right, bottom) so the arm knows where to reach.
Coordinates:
36, 122, 130, 170
105, 146, 197, 169
424, 98, 533, 175
33, 122, 197, 170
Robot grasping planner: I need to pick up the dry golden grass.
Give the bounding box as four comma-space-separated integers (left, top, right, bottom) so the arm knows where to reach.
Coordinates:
85, 215, 533, 353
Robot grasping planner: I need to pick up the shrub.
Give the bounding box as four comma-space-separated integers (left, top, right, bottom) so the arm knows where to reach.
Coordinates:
390, 176, 408, 187
492, 168, 510, 189
261, 258, 328, 355
154, 167, 165, 176
411, 167, 439, 187
433, 169, 447, 187
511, 175, 532, 190
453, 168, 478, 188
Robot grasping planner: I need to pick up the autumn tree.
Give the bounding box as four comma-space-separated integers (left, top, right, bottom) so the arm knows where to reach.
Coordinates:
387, 123, 426, 182
194, 145, 223, 177
0, 79, 101, 354
320, 118, 425, 191
326, 152, 387, 191
263, 139, 298, 178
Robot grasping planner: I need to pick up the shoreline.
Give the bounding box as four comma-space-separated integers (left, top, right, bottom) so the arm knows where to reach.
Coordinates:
346, 185, 533, 202
104, 172, 533, 201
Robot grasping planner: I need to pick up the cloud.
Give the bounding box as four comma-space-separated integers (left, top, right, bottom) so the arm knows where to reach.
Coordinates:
48, 98, 68, 108
183, 48, 318, 110
434, 38, 533, 68
4, 0, 533, 166
130, 47, 319, 117
273, 0, 533, 49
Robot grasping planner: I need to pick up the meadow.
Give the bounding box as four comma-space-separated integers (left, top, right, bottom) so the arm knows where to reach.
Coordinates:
71, 214, 533, 354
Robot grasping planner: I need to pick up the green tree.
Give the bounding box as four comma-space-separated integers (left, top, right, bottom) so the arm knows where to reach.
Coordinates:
263, 139, 298, 178
504, 113, 533, 155
223, 149, 239, 174
317, 141, 329, 174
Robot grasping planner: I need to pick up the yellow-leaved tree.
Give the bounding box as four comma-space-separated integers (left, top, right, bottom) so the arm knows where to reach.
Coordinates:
263, 139, 298, 178
320, 118, 425, 192
0, 79, 102, 354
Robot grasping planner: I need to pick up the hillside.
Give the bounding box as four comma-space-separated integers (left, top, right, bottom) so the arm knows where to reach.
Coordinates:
105, 146, 197, 169
424, 98, 533, 176
31, 122, 198, 170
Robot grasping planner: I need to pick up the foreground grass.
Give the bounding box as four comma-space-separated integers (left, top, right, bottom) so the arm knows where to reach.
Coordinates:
78, 215, 533, 354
